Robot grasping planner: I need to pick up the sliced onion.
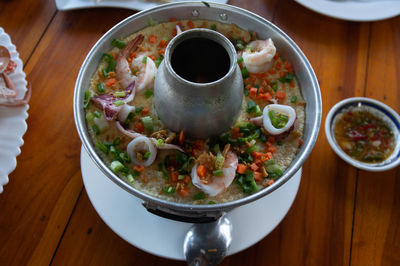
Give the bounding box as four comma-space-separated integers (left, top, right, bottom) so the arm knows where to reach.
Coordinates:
263, 104, 296, 135
126, 136, 157, 167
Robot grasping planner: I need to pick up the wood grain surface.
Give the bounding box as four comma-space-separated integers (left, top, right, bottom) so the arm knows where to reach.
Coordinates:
0, 0, 399, 265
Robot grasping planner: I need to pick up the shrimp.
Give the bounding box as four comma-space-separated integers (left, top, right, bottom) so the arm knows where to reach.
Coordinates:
250, 104, 297, 135
191, 151, 238, 197
115, 34, 144, 89
242, 38, 276, 74
131, 55, 157, 95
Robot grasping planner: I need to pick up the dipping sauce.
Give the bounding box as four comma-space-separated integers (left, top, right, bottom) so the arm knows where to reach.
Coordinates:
334, 109, 395, 163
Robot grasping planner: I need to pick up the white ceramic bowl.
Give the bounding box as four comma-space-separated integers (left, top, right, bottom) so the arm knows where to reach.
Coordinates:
325, 97, 400, 172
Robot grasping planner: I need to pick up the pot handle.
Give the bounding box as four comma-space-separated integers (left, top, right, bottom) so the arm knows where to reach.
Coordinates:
142, 202, 223, 223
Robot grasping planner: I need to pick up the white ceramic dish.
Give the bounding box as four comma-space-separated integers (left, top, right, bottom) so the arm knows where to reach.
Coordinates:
81, 146, 302, 260
325, 97, 400, 172
55, 0, 228, 11
0, 28, 29, 193
295, 0, 400, 22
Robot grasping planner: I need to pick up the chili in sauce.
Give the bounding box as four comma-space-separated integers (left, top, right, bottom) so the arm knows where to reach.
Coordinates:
334, 109, 394, 163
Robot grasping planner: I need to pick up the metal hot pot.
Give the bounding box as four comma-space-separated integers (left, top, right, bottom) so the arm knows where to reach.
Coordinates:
73, 2, 322, 223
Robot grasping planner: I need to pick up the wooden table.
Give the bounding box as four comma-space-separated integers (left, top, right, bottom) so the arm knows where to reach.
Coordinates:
0, 0, 399, 265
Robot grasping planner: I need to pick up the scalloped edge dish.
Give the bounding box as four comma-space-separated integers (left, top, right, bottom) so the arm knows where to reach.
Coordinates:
295, 0, 400, 22
0, 27, 29, 193
55, 0, 228, 11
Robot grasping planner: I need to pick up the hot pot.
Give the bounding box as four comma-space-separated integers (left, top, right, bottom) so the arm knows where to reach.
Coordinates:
73, 2, 322, 223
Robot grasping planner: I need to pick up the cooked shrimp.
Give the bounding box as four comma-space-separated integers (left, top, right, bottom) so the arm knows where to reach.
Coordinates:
242, 38, 276, 74
115, 34, 144, 89
131, 55, 157, 95
191, 151, 238, 197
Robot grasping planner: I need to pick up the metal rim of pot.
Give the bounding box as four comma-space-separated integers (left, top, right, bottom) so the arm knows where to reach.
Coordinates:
73, 1, 322, 222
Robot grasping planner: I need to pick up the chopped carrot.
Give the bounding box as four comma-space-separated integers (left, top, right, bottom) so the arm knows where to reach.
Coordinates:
106, 78, 116, 87
158, 50, 165, 55
250, 163, 259, 171
249, 74, 257, 80
237, 164, 247, 174
254, 171, 263, 181
148, 34, 157, 44
256, 93, 264, 100
276, 91, 286, 100
129, 51, 137, 59
248, 75, 256, 82
159, 39, 168, 48
254, 159, 262, 165
136, 122, 144, 133
275, 61, 282, 70
231, 127, 240, 139
169, 17, 177, 22
149, 55, 156, 61
265, 141, 272, 148
268, 69, 277, 75
273, 52, 279, 60
262, 92, 272, 101
284, 61, 292, 71
249, 87, 257, 98
141, 107, 150, 115
171, 171, 179, 182
299, 139, 303, 146
184, 176, 191, 184
197, 165, 206, 178
187, 20, 195, 29
179, 130, 184, 145
178, 187, 190, 197
133, 165, 145, 172
267, 145, 276, 154
255, 72, 267, 79
252, 151, 263, 159
177, 21, 183, 27
246, 84, 252, 90
279, 71, 286, 77
290, 80, 295, 88
266, 180, 274, 186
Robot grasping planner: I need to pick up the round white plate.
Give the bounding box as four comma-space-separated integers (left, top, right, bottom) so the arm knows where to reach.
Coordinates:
81, 146, 301, 260
295, 0, 400, 22
55, 0, 228, 11
0, 27, 29, 193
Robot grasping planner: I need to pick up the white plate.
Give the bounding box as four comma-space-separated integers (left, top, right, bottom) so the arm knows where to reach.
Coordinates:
0, 28, 29, 193
295, 0, 400, 21
81, 146, 301, 260
55, 0, 228, 11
